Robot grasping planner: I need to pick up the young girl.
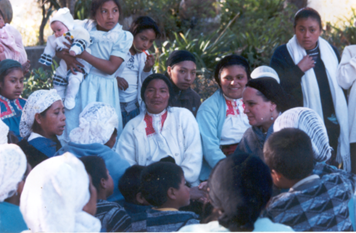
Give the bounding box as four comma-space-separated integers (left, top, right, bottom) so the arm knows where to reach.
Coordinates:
116, 16, 160, 127
59, 0, 133, 144
0, 59, 26, 141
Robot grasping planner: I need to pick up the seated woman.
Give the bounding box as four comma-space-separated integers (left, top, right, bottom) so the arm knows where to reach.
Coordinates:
179, 153, 293, 232
117, 73, 203, 186
17, 89, 65, 168
166, 50, 201, 117
234, 77, 288, 160
20, 152, 101, 232
270, 7, 349, 171
197, 55, 251, 181
0, 144, 30, 233
0, 59, 26, 140
56, 102, 130, 202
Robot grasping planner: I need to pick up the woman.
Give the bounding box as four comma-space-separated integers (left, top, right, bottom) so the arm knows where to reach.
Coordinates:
117, 73, 203, 186
20, 152, 101, 232
56, 102, 130, 202
179, 153, 293, 232
0, 118, 8, 144
234, 77, 288, 161
17, 89, 65, 168
166, 50, 201, 117
197, 55, 251, 181
270, 7, 349, 171
0, 144, 30, 232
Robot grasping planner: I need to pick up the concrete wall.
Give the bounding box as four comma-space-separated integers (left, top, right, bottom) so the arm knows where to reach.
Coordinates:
25, 45, 59, 71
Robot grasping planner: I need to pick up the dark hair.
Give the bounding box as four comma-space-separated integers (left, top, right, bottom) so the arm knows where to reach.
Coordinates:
140, 73, 174, 107
294, 7, 322, 29
0, 9, 4, 20
31, 105, 51, 133
119, 165, 145, 204
90, 0, 121, 20
264, 128, 314, 180
208, 153, 272, 231
0, 67, 23, 84
130, 16, 161, 39
140, 162, 183, 207
80, 156, 108, 192
214, 54, 251, 87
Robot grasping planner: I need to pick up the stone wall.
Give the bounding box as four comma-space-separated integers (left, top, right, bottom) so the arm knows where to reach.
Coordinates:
25, 46, 59, 71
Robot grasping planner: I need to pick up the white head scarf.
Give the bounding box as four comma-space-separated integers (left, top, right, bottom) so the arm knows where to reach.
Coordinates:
273, 107, 332, 162
69, 102, 118, 145
251, 65, 280, 83
20, 152, 101, 232
0, 119, 9, 144
0, 144, 27, 202
19, 89, 62, 138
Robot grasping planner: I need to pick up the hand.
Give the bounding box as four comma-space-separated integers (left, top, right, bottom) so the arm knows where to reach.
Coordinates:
56, 49, 84, 75
198, 181, 209, 192
143, 55, 155, 72
297, 55, 315, 72
189, 186, 209, 203
116, 77, 129, 90
22, 60, 31, 74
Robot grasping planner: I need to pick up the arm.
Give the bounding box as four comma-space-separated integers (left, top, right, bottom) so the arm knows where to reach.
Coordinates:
79, 51, 123, 75
337, 46, 356, 90
117, 126, 138, 166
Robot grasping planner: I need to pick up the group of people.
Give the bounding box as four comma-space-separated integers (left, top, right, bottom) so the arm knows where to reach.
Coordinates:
1, 1, 356, 232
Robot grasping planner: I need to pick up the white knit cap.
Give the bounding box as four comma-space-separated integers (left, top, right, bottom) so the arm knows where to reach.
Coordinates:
0, 119, 9, 144
273, 107, 332, 162
19, 89, 62, 138
0, 144, 27, 202
251, 65, 280, 83
69, 102, 118, 145
20, 152, 101, 232
50, 7, 74, 31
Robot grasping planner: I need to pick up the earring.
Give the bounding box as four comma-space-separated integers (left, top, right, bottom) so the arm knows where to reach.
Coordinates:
271, 112, 274, 121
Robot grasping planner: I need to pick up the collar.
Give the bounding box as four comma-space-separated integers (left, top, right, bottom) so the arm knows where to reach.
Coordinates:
289, 174, 320, 192
223, 94, 240, 102
146, 109, 167, 117
28, 132, 45, 142
87, 19, 123, 33
153, 207, 178, 212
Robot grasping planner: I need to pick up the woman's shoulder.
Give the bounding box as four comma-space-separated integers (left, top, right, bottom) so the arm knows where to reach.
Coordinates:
272, 44, 288, 57
198, 90, 223, 112
170, 107, 195, 118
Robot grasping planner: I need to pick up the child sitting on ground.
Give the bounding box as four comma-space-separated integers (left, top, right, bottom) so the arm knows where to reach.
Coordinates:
80, 155, 132, 232
263, 128, 355, 231
39, 7, 91, 109
138, 161, 199, 232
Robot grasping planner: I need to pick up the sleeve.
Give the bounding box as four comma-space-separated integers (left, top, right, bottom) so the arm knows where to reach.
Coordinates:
6, 24, 27, 64
107, 206, 132, 232
196, 105, 225, 170
38, 35, 57, 66
337, 46, 356, 90
117, 124, 138, 166
111, 31, 133, 60
180, 109, 203, 185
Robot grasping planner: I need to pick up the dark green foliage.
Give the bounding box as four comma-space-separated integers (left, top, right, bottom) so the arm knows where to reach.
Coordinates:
22, 66, 55, 99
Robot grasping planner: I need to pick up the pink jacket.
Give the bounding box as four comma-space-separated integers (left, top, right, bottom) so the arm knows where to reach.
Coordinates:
0, 24, 27, 64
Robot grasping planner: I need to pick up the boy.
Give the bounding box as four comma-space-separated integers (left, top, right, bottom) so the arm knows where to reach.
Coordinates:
136, 162, 199, 232
263, 128, 355, 231
80, 156, 132, 232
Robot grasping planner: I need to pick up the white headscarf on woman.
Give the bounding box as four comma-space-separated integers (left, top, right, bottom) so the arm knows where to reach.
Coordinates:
0, 144, 27, 202
20, 152, 101, 232
19, 89, 62, 138
0, 119, 9, 144
69, 102, 118, 145
273, 107, 332, 162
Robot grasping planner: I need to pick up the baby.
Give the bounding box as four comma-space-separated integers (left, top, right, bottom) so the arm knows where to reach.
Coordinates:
39, 8, 91, 109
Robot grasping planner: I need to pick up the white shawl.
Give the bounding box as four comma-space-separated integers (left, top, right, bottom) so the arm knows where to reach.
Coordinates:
286, 35, 350, 171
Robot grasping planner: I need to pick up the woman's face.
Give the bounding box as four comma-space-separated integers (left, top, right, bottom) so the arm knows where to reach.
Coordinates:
133, 29, 156, 53
95, 1, 119, 32
144, 79, 170, 114
294, 17, 321, 50
220, 65, 248, 99
35, 100, 66, 138
0, 69, 24, 100
243, 87, 277, 131
167, 61, 196, 90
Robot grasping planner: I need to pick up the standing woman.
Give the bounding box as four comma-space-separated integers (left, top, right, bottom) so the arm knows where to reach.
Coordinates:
197, 55, 251, 181
116, 16, 161, 127
270, 7, 349, 171
166, 50, 201, 117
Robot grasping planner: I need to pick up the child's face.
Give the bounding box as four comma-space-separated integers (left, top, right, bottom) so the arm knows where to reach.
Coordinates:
51, 21, 68, 38
95, 1, 119, 32
0, 15, 5, 28
133, 29, 156, 53
0, 69, 24, 100
174, 176, 191, 208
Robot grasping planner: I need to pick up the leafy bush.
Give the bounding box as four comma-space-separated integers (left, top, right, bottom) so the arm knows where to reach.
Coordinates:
22, 66, 55, 99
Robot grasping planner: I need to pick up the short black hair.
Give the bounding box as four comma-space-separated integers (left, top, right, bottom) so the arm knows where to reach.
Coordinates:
119, 165, 145, 203
214, 54, 251, 87
140, 162, 183, 207
130, 16, 161, 39
80, 155, 108, 192
90, 0, 122, 20
140, 73, 174, 107
264, 128, 314, 180
0, 67, 23, 84
294, 7, 322, 30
